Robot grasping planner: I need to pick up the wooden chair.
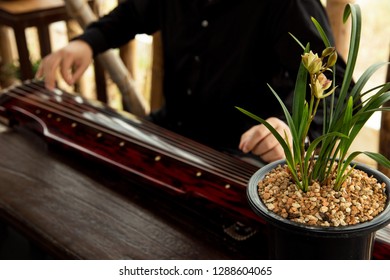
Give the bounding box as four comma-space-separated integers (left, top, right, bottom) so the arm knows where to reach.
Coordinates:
0, 0, 109, 100
0, 0, 73, 80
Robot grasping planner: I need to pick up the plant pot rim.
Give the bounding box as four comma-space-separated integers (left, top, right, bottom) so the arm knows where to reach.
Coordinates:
247, 159, 390, 237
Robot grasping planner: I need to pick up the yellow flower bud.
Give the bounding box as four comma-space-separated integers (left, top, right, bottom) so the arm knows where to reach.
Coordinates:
312, 80, 324, 99
327, 51, 338, 67
312, 73, 333, 99
322, 47, 336, 57
321, 47, 337, 68
302, 51, 322, 74
317, 73, 332, 90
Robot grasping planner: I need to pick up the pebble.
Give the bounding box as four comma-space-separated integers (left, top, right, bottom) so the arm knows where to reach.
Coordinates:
258, 164, 388, 227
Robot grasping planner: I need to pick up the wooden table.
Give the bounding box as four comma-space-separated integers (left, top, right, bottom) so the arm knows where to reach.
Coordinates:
0, 124, 267, 259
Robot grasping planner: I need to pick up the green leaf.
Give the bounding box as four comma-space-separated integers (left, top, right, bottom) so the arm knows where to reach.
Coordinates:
265, 84, 301, 154
350, 62, 390, 101
235, 106, 294, 163
342, 151, 390, 175
335, 4, 362, 115
289, 32, 306, 51
363, 152, 390, 169
311, 17, 332, 48
292, 46, 309, 131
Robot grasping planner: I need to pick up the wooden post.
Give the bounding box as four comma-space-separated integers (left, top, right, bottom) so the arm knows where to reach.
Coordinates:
325, 0, 355, 61
0, 26, 17, 88
378, 48, 390, 176
150, 32, 164, 111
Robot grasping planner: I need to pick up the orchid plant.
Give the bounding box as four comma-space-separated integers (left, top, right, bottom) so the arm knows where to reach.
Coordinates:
237, 3, 390, 192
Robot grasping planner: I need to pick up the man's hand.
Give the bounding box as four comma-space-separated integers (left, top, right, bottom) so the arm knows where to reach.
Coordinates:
35, 40, 93, 90
239, 117, 292, 163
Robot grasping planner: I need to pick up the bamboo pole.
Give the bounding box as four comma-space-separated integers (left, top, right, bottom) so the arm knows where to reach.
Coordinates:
119, 41, 136, 78
65, 20, 85, 94
64, 0, 149, 117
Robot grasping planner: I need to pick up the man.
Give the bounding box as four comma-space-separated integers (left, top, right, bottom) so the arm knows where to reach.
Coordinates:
36, 0, 347, 163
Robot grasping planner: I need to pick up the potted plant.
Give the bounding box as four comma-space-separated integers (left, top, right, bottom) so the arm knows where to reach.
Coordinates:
237, 3, 390, 259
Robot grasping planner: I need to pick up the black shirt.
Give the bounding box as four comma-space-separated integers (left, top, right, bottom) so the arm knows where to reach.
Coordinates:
77, 0, 347, 153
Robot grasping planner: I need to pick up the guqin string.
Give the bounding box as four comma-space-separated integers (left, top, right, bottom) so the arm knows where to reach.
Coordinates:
2, 80, 259, 185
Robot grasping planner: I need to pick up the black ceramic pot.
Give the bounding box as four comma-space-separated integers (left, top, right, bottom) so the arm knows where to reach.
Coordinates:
247, 159, 390, 260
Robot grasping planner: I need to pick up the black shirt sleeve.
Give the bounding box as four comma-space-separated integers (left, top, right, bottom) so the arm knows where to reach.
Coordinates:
74, 0, 160, 57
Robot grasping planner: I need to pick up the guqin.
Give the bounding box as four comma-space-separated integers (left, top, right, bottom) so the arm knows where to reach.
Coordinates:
0, 80, 389, 259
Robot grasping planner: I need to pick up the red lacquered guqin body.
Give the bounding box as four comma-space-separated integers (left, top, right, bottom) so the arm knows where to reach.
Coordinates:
0, 80, 389, 259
